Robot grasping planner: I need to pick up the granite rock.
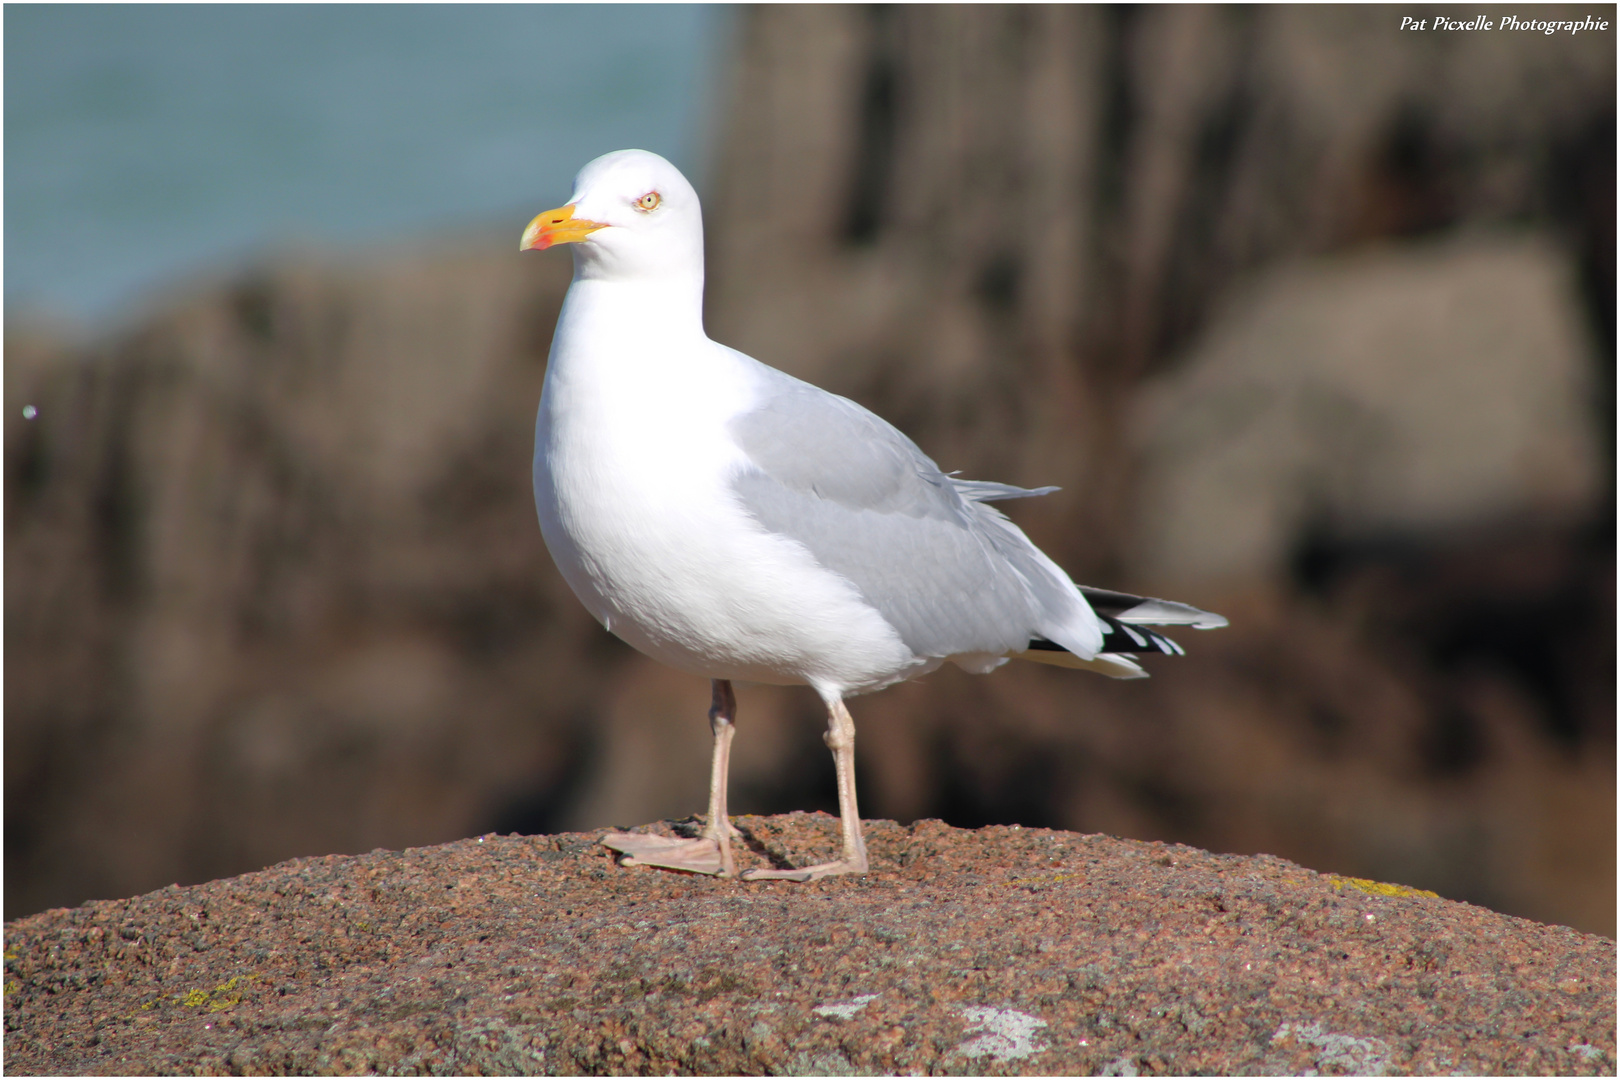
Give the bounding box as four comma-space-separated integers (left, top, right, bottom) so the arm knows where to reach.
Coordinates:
5, 815, 1613, 1076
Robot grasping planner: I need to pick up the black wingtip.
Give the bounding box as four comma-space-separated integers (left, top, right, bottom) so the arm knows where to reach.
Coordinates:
1031, 615, 1187, 658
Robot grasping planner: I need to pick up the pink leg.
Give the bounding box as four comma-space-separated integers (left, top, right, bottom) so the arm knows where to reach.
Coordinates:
602, 679, 740, 876
742, 693, 869, 882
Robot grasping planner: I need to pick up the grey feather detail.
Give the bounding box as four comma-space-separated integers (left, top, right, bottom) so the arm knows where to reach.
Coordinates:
1076, 586, 1229, 630
728, 371, 1099, 660
949, 478, 1060, 503
728, 372, 958, 522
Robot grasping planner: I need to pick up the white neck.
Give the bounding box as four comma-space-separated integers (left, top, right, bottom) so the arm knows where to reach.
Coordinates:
557, 270, 708, 347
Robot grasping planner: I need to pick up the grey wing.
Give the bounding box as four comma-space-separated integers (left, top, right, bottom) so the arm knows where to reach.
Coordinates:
727, 367, 1100, 660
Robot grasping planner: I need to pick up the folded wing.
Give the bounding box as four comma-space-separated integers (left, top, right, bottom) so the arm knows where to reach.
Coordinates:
726, 359, 1103, 662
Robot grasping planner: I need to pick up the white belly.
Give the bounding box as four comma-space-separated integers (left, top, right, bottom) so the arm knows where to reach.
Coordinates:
533, 338, 922, 696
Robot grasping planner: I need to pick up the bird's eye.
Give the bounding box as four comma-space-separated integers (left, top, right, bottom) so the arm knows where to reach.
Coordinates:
635, 191, 662, 212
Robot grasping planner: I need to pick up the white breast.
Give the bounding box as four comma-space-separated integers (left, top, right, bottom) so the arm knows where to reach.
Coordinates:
533, 280, 922, 695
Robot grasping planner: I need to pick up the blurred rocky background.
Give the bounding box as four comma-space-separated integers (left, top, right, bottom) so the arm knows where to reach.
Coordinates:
7, 6, 1614, 936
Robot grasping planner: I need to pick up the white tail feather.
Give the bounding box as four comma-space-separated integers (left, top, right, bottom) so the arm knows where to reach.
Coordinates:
1014, 649, 1148, 679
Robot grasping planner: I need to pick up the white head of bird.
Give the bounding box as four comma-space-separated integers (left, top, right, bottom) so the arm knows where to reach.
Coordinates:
520, 149, 704, 287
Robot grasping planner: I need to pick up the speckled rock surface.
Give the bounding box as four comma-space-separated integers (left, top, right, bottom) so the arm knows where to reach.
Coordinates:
5, 814, 1614, 1076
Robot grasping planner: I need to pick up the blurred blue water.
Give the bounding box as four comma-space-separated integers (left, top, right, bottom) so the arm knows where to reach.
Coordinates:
4, 4, 728, 327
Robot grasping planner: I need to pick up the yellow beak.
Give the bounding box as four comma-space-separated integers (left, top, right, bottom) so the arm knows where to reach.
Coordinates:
521, 204, 608, 251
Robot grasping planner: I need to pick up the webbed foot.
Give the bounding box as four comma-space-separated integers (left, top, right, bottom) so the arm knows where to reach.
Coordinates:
601, 831, 733, 876
740, 856, 868, 883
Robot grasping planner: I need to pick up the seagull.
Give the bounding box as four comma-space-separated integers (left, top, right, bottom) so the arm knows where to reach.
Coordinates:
521, 149, 1226, 882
